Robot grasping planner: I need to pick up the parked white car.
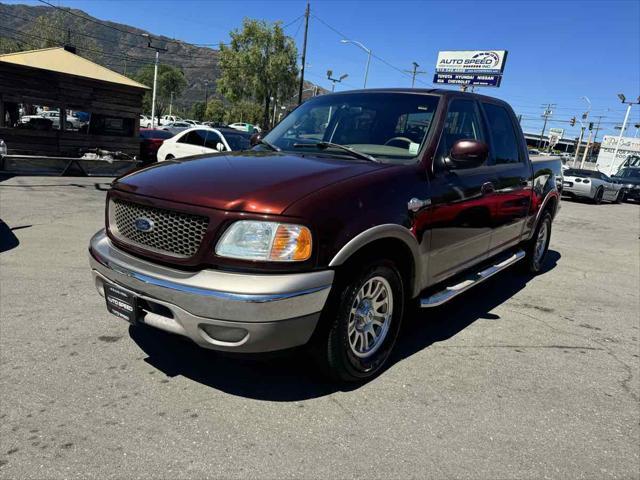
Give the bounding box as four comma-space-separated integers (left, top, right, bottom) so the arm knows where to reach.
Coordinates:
161, 115, 181, 125
140, 115, 153, 128
562, 168, 624, 204
228, 122, 260, 133
157, 127, 253, 161
20, 110, 81, 129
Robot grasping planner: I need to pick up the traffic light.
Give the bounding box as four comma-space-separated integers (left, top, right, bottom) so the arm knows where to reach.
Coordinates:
589, 122, 593, 131
570, 117, 576, 127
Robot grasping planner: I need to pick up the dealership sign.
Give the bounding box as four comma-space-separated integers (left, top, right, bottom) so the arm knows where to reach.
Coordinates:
596, 135, 640, 175
549, 127, 564, 139
435, 50, 507, 87
436, 50, 508, 74
433, 73, 502, 87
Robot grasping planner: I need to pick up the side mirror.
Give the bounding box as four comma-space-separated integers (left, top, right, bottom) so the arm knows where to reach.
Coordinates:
446, 139, 489, 169
250, 133, 261, 147
216, 142, 225, 152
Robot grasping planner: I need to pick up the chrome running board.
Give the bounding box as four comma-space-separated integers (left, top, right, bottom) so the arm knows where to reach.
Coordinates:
420, 250, 526, 308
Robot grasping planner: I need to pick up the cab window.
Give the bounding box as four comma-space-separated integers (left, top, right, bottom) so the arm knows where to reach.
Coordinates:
483, 103, 521, 164
435, 99, 486, 165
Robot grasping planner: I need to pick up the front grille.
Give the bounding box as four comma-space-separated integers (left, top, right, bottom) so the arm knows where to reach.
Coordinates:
109, 199, 209, 258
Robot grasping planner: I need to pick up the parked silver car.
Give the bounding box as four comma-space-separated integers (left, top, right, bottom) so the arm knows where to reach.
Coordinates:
562, 168, 624, 204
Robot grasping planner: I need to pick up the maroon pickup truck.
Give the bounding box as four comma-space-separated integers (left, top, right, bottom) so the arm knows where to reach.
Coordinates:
89, 89, 562, 381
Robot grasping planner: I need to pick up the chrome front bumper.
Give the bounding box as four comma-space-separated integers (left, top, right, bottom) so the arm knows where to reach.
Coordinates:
89, 230, 334, 352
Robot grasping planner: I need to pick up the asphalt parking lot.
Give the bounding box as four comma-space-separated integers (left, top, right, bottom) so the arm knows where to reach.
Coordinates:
1, 175, 638, 479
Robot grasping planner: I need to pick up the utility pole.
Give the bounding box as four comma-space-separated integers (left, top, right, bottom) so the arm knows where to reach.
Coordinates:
404, 62, 426, 88
580, 121, 594, 168
204, 80, 209, 106
169, 91, 173, 117
573, 125, 585, 167
610, 94, 640, 174
297, 2, 310, 105
143, 34, 167, 128
591, 115, 605, 144
538, 104, 554, 149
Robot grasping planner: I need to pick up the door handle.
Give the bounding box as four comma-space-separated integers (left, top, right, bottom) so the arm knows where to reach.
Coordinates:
480, 182, 495, 194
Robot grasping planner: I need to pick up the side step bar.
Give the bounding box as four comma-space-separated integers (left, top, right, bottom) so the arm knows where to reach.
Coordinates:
420, 250, 526, 308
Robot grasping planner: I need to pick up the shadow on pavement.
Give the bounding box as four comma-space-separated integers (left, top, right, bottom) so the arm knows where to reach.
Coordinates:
130, 250, 561, 401
0, 220, 22, 253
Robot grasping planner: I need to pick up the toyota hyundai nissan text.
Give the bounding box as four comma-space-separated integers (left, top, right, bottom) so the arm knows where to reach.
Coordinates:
89, 89, 562, 381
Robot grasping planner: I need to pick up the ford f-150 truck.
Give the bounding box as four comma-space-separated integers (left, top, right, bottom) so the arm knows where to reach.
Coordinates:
89, 89, 562, 381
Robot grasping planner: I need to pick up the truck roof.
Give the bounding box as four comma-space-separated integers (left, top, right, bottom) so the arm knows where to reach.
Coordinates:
325, 88, 511, 105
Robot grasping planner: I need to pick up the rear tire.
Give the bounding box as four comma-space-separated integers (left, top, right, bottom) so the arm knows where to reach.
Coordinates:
315, 260, 405, 382
593, 187, 604, 204
521, 212, 552, 274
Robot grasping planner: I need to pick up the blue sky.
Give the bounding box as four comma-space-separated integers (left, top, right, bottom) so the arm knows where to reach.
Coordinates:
5, 0, 640, 139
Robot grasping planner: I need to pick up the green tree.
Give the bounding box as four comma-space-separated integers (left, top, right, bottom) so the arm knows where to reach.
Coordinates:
191, 102, 206, 121
133, 64, 187, 121
217, 18, 298, 129
224, 100, 262, 125
0, 37, 22, 54
205, 99, 226, 122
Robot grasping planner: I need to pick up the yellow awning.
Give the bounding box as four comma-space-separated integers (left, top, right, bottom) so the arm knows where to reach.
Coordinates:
0, 47, 149, 90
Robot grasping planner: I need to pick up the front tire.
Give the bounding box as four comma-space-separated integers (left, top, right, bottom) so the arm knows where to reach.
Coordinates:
318, 260, 405, 382
522, 212, 552, 274
615, 190, 626, 203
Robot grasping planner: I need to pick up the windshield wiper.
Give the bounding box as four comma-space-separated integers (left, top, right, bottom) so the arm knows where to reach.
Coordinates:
257, 139, 281, 152
293, 142, 377, 162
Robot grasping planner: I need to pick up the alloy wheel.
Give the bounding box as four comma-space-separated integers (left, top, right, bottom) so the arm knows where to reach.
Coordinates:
347, 276, 393, 358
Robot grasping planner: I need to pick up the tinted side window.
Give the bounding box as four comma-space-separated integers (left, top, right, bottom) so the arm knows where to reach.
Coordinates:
203, 131, 222, 150
179, 130, 205, 146
483, 103, 520, 164
436, 99, 486, 164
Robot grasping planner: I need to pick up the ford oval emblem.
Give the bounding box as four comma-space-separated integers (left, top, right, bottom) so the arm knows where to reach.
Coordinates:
134, 217, 154, 233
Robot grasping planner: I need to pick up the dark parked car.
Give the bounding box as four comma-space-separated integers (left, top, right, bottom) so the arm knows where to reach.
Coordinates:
89, 89, 562, 382
611, 167, 640, 202
139, 128, 173, 164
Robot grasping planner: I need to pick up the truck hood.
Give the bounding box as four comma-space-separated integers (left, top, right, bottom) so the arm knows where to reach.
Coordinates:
113, 151, 385, 214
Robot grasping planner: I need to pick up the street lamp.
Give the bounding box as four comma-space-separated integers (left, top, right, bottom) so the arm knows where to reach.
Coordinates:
610, 93, 640, 174
327, 69, 349, 92
142, 34, 167, 128
340, 39, 371, 88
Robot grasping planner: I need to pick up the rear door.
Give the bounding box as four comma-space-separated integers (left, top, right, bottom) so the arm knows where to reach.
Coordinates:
426, 98, 498, 283
481, 101, 532, 254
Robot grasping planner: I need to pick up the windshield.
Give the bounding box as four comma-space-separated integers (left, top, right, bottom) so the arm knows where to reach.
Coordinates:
616, 168, 640, 179
263, 92, 439, 163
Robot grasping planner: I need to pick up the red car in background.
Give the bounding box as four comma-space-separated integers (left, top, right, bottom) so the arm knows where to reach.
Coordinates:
139, 129, 173, 164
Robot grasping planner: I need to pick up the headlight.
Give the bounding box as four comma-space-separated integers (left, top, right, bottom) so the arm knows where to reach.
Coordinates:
216, 221, 312, 261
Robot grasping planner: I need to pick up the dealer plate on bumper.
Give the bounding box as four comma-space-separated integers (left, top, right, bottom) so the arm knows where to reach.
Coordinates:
104, 283, 138, 323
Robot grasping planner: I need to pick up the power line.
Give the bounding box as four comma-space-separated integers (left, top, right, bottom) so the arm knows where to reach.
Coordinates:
311, 13, 432, 87
1, 8, 221, 60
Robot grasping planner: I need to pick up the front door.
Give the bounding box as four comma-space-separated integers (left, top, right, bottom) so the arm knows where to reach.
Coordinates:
426, 98, 497, 284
